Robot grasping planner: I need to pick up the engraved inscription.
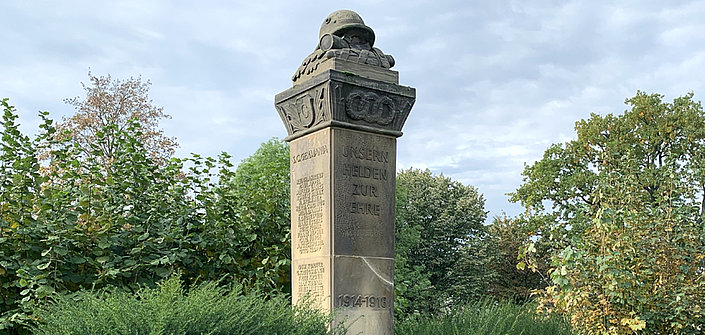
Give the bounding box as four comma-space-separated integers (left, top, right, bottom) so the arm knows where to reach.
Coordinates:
334, 129, 396, 257
350, 202, 381, 216
295, 173, 325, 254
352, 183, 377, 197
337, 294, 389, 309
344, 147, 387, 218
342, 146, 389, 163
342, 164, 388, 180
291, 145, 328, 165
298, 262, 325, 300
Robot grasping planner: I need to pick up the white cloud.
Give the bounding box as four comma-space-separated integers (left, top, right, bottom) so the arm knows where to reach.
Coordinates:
2, 0, 705, 219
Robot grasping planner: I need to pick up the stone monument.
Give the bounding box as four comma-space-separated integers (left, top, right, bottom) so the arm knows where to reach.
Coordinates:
275, 10, 415, 334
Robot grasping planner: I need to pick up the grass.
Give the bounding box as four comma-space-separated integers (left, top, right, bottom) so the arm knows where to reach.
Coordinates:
395, 299, 573, 335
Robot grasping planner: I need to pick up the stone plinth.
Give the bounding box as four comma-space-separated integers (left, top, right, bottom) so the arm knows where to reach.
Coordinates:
275, 10, 415, 335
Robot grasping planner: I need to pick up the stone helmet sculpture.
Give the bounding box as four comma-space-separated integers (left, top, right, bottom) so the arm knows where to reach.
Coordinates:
318, 10, 375, 48
292, 9, 394, 83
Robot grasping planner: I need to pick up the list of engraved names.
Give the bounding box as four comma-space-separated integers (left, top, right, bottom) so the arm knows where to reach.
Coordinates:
297, 262, 325, 300
295, 172, 325, 254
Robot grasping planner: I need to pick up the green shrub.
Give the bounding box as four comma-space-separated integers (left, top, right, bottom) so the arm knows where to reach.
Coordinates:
395, 300, 572, 335
31, 276, 344, 335
1, 99, 292, 333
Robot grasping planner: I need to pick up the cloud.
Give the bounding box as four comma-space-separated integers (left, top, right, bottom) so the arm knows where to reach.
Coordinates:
2, 0, 705, 220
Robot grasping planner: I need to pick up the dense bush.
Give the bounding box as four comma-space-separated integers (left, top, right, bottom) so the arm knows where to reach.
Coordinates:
31, 276, 343, 335
512, 92, 705, 334
395, 299, 572, 335
0, 99, 291, 332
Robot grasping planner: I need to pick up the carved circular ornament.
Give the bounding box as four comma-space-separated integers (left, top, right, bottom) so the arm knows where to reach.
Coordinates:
345, 90, 396, 125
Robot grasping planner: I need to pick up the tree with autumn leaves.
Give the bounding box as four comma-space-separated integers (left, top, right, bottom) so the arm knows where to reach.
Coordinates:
56, 72, 177, 165
512, 91, 705, 334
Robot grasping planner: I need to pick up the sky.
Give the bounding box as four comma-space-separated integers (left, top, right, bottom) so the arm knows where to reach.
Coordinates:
2, 0, 704, 220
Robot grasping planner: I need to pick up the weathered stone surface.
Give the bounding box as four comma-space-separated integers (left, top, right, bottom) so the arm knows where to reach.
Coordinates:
291, 257, 331, 310
333, 256, 394, 335
275, 69, 415, 141
279, 10, 414, 335
290, 129, 331, 261
332, 128, 395, 258
293, 10, 395, 84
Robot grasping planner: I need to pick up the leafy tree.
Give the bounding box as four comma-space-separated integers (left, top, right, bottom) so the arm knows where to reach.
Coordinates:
395, 168, 491, 316
1, 98, 53, 333
219, 139, 291, 294
511, 91, 705, 334
58, 72, 177, 165
487, 215, 549, 302
394, 183, 432, 319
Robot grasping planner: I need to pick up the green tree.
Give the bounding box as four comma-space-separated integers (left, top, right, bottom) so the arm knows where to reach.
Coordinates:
511, 91, 705, 334
395, 168, 490, 316
487, 215, 549, 302
220, 139, 291, 294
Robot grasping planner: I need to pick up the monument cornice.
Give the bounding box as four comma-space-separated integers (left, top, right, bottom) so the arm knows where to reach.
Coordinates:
275, 66, 416, 142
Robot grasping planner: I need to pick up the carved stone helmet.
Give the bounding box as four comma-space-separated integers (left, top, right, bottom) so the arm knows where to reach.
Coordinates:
319, 10, 375, 47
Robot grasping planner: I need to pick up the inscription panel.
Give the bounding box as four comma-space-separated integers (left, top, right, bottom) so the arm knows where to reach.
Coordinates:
295, 172, 325, 254
332, 128, 396, 258
290, 129, 331, 259
292, 258, 331, 310
297, 262, 324, 300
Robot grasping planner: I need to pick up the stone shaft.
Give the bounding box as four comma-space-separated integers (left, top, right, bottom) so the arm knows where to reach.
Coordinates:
290, 127, 396, 334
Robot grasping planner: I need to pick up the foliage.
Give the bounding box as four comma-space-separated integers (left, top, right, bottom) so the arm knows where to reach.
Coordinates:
395, 299, 572, 335
487, 215, 549, 302
0, 97, 293, 333
511, 91, 705, 334
219, 139, 291, 294
394, 168, 491, 317
31, 275, 344, 335
58, 72, 177, 165
393, 182, 432, 319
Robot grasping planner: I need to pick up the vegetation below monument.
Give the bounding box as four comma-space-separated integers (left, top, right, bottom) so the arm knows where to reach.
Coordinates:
31, 276, 343, 335
32, 274, 563, 335
395, 299, 571, 335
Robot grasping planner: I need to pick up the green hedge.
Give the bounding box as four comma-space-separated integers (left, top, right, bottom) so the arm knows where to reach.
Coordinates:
32, 276, 344, 335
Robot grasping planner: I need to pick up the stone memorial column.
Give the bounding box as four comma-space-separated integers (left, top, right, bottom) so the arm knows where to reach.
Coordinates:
275, 10, 415, 335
